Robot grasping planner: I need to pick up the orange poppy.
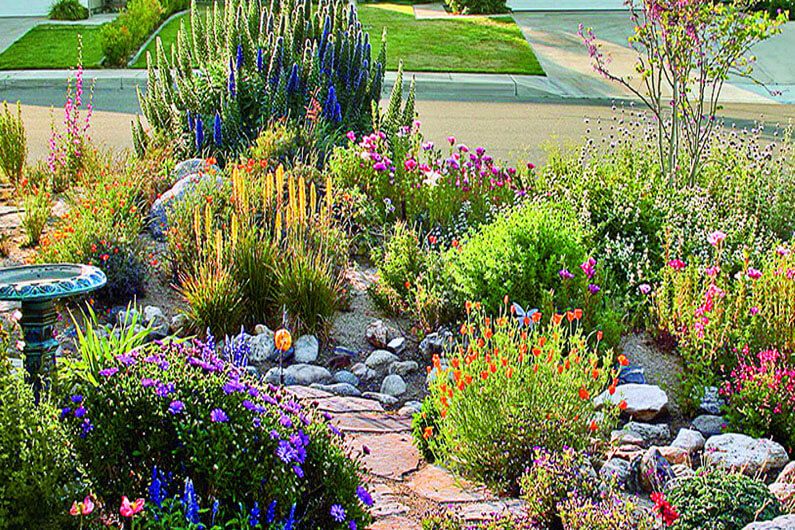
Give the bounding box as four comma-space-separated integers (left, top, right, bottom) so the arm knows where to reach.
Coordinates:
588, 420, 598, 432
574, 308, 583, 320
452, 358, 460, 369
617, 354, 630, 367
619, 400, 628, 411
506, 367, 514, 379
477, 338, 486, 348
552, 313, 563, 326
423, 427, 433, 440
596, 330, 603, 341
531, 311, 542, 323
480, 370, 489, 380
464, 374, 473, 384
566, 311, 575, 322
538, 337, 547, 347
457, 380, 466, 391
504, 294, 510, 305
578, 387, 590, 400
608, 384, 616, 395
557, 365, 564, 374
592, 369, 600, 379
465, 301, 472, 314
489, 363, 497, 374
533, 364, 538, 374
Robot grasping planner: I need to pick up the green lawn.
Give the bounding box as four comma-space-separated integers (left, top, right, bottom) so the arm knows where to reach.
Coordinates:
0, 25, 104, 70
131, 10, 196, 68
358, 3, 543, 75
133, 3, 543, 75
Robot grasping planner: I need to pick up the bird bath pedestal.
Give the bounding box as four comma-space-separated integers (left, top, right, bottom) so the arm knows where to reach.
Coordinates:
0, 264, 106, 396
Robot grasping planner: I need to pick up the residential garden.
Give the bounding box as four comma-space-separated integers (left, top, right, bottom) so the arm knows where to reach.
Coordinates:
1, 0, 795, 529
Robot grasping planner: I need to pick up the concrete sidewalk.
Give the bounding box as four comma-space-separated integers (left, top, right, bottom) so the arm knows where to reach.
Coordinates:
1, 67, 792, 106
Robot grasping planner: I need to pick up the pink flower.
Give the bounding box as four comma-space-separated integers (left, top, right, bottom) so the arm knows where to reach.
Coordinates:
668, 259, 686, 270
746, 267, 762, 279
639, 283, 652, 295
404, 158, 418, 171
446, 136, 456, 145
346, 130, 356, 142
120, 496, 144, 518
750, 306, 760, 316
776, 246, 790, 257
705, 265, 720, 277
707, 230, 726, 246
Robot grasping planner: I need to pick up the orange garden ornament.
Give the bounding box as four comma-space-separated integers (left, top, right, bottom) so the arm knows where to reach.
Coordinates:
275, 328, 292, 352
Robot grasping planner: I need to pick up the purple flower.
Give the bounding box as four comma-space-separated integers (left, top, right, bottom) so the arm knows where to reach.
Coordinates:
293, 465, 304, 478
168, 400, 184, 415
330, 504, 346, 523
588, 284, 601, 294
373, 161, 387, 172
639, 283, 652, 295
356, 486, 373, 507
558, 268, 574, 279
98, 367, 118, 377
222, 379, 245, 394
349, 522, 357, 530
71, 394, 83, 403
277, 440, 297, 463
80, 418, 94, 438
141, 378, 156, 387
115, 354, 135, 366
210, 408, 229, 423
279, 415, 293, 428
74, 406, 87, 418
242, 399, 256, 411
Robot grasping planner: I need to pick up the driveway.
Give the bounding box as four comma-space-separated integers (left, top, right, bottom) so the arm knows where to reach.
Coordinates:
513, 12, 795, 104
0, 17, 44, 56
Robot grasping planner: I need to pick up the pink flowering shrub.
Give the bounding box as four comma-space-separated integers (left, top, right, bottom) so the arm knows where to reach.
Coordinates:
651, 233, 795, 410
47, 36, 94, 191
328, 125, 526, 236
721, 347, 795, 452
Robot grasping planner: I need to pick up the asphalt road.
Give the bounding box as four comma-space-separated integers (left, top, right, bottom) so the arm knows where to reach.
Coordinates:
7, 87, 794, 164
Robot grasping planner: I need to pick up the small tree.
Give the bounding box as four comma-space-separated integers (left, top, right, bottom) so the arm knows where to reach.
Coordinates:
579, 0, 786, 184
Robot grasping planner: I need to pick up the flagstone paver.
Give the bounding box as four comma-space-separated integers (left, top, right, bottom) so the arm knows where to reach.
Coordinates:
317, 395, 386, 414
332, 413, 412, 434
346, 433, 422, 480
407, 465, 493, 504
288, 389, 522, 529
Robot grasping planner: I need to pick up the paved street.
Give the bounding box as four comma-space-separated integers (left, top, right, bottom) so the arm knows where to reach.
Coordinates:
14, 98, 795, 166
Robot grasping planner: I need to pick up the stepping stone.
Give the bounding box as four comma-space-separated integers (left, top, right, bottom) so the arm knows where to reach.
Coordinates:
368, 516, 421, 530
332, 413, 412, 434
316, 396, 385, 414
345, 433, 421, 480
407, 465, 492, 504
284, 385, 333, 400
368, 483, 411, 518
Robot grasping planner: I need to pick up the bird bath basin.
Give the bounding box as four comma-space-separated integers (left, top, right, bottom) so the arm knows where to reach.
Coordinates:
0, 264, 106, 396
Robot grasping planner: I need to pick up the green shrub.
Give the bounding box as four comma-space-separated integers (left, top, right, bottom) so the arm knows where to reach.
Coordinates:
0, 100, 26, 185
49, 0, 89, 20
447, 0, 508, 14
232, 228, 280, 328
369, 222, 451, 332
0, 360, 85, 530
138, 0, 386, 160
558, 490, 656, 530
177, 255, 245, 338
278, 243, 341, 334
425, 303, 618, 492
421, 509, 535, 529
411, 396, 441, 463
666, 467, 781, 530
443, 201, 588, 316
86, 238, 146, 305
21, 187, 51, 246
61, 337, 372, 528
100, 0, 166, 66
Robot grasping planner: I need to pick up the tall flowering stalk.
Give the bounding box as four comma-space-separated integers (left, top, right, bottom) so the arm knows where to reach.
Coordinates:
47, 35, 94, 188
579, 0, 786, 183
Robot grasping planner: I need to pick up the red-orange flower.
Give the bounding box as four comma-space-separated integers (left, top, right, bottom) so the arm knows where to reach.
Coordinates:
480, 370, 488, 380
619, 400, 628, 411
531, 311, 542, 323
552, 313, 563, 326
596, 330, 603, 341
566, 310, 575, 322
423, 426, 433, 440
578, 387, 590, 400
617, 354, 630, 367
574, 308, 583, 320
588, 420, 598, 432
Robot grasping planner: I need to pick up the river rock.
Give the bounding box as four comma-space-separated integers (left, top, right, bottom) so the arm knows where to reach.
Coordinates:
265, 364, 331, 386
249, 331, 276, 362
638, 447, 676, 491
399, 400, 423, 416
389, 360, 418, 376
350, 362, 377, 381
700, 386, 723, 415
365, 350, 399, 374
600, 458, 631, 485
691, 414, 727, 437
170, 313, 190, 335
294, 335, 319, 363
704, 433, 789, 476
381, 374, 407, 397
311, 382, 361, 397
365, 320, 401, 349
387, 337, 406, 353
596, 383, 668, 421
333, 370, 360, 387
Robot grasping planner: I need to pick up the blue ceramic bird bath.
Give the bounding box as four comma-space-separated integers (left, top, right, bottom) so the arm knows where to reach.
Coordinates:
0, 264, 106, 395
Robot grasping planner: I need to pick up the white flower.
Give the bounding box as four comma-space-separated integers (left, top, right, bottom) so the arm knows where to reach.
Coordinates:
423, 170, 442, 188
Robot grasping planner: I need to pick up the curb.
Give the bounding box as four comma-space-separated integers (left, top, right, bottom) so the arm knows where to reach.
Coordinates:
128, 9, 190, 68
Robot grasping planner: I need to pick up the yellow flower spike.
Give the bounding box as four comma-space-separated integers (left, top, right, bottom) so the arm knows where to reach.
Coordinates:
298, 175, 307, 223
310, 182, 317, 216
214, 229, 223, 268
231, 215, 239, 251
325, 175, 333, 223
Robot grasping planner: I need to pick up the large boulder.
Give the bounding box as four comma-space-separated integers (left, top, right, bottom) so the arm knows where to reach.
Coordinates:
704, 433, 789, 476
380, 374, 407, 397
595, 383, 668, 421
149, 160, 221, 239
671, 428, 706, 454
770, 461, 795, 506
623, 422, 671, 447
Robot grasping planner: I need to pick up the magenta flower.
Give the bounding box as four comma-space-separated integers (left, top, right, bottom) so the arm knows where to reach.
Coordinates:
404, 158, 418, 171
446, 135, 456, 145
558, 268, 574, 279
705, 265, 720, 277
746, 267, 762, 279
588, 284, 601, 294
346, 131, 356, 142
750, 306, 760, 316
668, 259, 686, 270
639, 283, 652, 295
